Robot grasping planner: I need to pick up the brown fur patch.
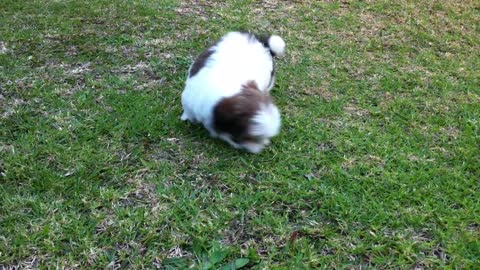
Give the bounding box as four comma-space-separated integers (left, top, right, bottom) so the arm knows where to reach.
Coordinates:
213, 81, 270, 143
189, 45, 216, 78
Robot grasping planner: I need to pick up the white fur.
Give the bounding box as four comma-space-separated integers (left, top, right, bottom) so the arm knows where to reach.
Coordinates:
181, 32, 284, 153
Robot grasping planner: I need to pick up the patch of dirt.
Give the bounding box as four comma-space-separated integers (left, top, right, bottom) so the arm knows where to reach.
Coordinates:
0, 41, 9, 54
439, 126, 460, 140
0, 254, 49, 270
175, 0, 223, 20
165, 246, 193, 259
134, 78, 165, 91
341, 157, 356, 170
219, 209, 294, 259
84, 247, 102, 266
153, 245, 194, 269
253, 0, 285, 10
220, 209, 259, 245
344, 102, 370, 117
117, 168, 171, 217
364, 155, 386, 168
35, 61, 92, 82
467, 223, 479, 233
448, 91, 480, 105
113, 62, 160, 82
299, 84, 338, 101
65, 45, 78, 56
378, 91, 394, 108
95, 214, 116, 234
66, 62, 91, 76
317, 141, 336, 151
116, 62, 149, 74
1, 97, 26, 119
122, 169, 158, 200
407, 154, 435, 163
432, 245, 450, 264
358, 12, 386, 38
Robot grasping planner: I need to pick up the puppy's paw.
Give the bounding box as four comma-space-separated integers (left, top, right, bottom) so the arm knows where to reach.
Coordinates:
243, 142, 264, 154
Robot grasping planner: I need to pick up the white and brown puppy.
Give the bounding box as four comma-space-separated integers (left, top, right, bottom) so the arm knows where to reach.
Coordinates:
181, 31, 285, 153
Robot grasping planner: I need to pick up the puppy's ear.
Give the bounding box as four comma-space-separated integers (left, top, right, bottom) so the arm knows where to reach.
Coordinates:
189, 41, 219, 78
213, 81, 264, 141
189, 49, 214, 77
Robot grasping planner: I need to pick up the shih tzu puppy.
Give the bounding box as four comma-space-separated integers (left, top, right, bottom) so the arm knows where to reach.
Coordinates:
181, 31, 285, 153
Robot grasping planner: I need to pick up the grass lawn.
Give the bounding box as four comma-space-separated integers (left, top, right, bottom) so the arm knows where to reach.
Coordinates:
1, 0, 479, 269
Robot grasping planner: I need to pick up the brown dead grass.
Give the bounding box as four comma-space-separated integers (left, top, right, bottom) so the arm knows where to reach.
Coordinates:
175, 0, 224, 19
344, 102, 370, 117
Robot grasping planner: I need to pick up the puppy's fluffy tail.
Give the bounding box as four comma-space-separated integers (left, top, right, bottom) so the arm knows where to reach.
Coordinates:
267, 35, 286, 57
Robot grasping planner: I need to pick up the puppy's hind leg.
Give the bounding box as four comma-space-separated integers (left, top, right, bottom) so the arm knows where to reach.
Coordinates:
242, 141, 265, 154
181, 111, 189, 121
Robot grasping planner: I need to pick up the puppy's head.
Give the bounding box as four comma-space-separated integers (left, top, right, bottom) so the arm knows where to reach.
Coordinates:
213, 81, 281, 153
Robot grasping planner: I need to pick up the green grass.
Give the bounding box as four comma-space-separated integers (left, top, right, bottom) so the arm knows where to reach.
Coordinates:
1, 0, 479, 269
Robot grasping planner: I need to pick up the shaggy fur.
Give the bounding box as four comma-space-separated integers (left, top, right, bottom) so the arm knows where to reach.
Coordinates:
181, 31, 285, 153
